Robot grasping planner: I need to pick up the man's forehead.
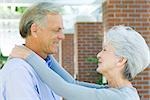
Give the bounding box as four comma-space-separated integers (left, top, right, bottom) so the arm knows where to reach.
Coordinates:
47, 13, 61, 19
46, 14, 63, 27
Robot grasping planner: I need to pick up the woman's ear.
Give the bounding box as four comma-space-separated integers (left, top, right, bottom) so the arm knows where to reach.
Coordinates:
30, 23, 38, 38
117, 57, 127, 67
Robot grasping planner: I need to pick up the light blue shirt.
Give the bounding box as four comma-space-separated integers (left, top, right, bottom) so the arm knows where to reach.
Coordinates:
0, 58, 60, 100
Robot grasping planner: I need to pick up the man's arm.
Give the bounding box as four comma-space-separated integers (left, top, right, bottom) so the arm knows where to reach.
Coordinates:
5, 59, 40, 100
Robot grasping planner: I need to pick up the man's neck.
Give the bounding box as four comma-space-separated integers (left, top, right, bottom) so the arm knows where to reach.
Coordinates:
25, 40, 47, 59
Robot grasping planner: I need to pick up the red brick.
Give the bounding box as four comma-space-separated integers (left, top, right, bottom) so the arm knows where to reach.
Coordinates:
62, 34, 74, 76
143, 86, 150, 89
122, 0, 134, 4
108, 0, 121, 4
144, 95, 150, 98
75, 22, 103, 82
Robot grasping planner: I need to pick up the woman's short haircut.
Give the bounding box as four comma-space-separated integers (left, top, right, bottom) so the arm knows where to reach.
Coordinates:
104, 25, 150, 81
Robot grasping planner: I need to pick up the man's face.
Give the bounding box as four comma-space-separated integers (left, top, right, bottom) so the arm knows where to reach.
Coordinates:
36, 14, 65, 55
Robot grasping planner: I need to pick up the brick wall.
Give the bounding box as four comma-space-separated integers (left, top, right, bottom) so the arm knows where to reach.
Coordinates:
62, 34, 74, 76
133, 68, 150, 99
102, 0, 150, 99
75, 22, 103, 83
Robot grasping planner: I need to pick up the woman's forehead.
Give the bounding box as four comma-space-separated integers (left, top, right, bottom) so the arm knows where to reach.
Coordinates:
102, 42, 115, 50
102, 41, 110, 47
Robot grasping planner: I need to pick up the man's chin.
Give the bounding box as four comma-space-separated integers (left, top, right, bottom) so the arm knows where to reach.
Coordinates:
49, 50, 58, 54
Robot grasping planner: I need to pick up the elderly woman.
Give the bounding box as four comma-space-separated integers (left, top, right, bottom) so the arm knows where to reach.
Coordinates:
10, 25, 150, 100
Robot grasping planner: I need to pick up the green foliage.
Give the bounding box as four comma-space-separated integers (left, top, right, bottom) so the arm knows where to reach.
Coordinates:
0, 51, 8, 69
85, 57, 98, 64
95, 74, 104, 85
15, 7, 28, 14
85, 57, 105, 85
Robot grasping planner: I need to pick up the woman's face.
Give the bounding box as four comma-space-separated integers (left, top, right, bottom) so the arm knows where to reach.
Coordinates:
97, 43, 120, 74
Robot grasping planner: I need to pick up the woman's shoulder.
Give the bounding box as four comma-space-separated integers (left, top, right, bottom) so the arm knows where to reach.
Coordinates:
119, 86, 140, 100
95, 86, 140, 100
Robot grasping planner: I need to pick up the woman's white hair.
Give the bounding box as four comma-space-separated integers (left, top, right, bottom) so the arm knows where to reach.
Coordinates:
104, 25, 150, 81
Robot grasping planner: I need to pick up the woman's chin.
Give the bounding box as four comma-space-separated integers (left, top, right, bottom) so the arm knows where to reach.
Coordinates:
97, 65, 107, 74
96, 66, 102, 73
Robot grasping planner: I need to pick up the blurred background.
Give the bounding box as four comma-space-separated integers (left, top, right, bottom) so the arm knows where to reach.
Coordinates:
0, 0, 104, 56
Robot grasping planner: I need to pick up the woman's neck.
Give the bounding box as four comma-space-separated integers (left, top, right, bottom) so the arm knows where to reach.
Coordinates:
103, 71, 132, 88
25, 39, 47, 59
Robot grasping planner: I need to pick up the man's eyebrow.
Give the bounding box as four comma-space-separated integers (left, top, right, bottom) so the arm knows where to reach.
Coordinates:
55, 26, 64, 29
59, 27, 64, 30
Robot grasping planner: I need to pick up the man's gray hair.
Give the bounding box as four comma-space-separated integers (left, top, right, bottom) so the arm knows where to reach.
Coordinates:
19, 2, 61, 38
104, 25, 150, 81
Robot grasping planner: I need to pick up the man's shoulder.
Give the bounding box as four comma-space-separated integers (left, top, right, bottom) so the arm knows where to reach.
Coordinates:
1, 58, 35, 78
2, 58, 30, 70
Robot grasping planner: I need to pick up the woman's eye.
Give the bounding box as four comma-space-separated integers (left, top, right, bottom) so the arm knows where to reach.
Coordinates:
103, 49, 106, 51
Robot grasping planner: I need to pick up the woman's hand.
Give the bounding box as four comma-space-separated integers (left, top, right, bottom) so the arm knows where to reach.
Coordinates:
10, 45, 33, 59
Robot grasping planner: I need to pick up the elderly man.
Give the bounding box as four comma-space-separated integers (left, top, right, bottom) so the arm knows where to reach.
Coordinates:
0, 2, 65, 100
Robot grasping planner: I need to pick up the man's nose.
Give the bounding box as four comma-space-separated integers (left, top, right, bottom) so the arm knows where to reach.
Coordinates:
57, 33, 65, 40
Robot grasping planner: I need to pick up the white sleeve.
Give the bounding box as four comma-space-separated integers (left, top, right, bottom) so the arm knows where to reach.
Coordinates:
5, 66, 40, 100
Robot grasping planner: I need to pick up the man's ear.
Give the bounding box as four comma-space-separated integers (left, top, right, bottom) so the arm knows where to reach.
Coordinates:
30, 23, 38, 38
117, 57, 127, 67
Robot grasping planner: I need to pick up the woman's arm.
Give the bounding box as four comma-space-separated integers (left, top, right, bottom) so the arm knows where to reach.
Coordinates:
47, 55, 75, 83
44, 55, 106, 89
26, 53, 99, 100
10, 46, 137, 100
10, 45, 104, 89
26, 53, 131, 100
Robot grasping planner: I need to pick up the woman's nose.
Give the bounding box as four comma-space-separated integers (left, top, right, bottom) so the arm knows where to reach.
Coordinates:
97, 51, 102, 59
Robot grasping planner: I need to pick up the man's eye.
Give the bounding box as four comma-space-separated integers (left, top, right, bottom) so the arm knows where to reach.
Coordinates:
56, 30, 60, 32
